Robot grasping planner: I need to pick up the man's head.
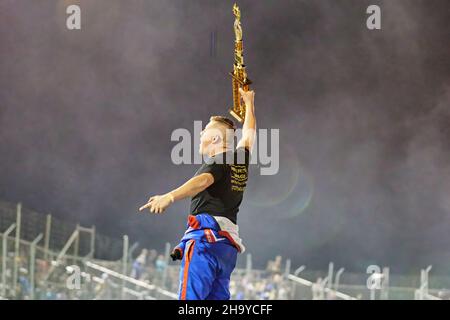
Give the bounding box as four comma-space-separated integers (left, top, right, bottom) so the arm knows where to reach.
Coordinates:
199, 116, 236, 156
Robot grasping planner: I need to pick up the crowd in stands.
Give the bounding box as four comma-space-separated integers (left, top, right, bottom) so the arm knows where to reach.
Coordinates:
3, 245, 450, 300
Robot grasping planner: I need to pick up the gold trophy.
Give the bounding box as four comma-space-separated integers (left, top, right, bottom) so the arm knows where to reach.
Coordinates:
229, 3, 252, 123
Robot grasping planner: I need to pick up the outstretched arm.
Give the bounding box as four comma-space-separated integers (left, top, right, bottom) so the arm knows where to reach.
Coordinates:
236, 88, 256, 151
139, 173, 214, 214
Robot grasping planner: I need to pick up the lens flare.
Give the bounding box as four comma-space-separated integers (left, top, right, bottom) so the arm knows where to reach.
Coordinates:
247, 144, 314, 219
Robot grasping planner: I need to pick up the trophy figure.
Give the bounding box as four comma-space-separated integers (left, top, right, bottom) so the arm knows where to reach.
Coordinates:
229, 3, 252, 123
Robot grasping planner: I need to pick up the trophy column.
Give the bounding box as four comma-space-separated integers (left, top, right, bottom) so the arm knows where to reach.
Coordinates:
229, 3, 252, 123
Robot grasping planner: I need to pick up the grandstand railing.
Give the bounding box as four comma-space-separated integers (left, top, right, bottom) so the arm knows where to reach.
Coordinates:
1, 201, 449, 300
84, 261, 177, 299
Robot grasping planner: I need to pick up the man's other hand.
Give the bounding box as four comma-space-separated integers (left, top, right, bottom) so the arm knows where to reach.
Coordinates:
139, 193, 174, 214
239, 87, 255, 106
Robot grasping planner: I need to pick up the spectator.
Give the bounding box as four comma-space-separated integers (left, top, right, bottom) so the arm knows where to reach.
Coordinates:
312, 277, 325, 300
130, 249, 148, 280
266, 255, 282, 275
155, 254, 167, 275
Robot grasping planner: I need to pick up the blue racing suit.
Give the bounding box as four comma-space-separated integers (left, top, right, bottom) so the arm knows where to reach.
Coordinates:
172, 213, 241, 300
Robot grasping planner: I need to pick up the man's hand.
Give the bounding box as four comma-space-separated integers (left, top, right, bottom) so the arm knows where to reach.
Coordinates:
239, 88, 255, 107
139, 193, 174, 214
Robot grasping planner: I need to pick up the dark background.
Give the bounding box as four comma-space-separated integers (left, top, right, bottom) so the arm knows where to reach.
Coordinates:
1, 0, 450, 274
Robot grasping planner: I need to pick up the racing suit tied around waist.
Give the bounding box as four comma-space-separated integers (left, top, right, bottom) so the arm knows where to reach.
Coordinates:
170, 213, 245, 261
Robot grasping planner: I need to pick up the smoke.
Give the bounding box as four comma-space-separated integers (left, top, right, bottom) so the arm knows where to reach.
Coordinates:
0, 0, 449, 273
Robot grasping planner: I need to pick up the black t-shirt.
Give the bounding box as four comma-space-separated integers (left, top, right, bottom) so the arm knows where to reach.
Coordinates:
190, 147, 250, 224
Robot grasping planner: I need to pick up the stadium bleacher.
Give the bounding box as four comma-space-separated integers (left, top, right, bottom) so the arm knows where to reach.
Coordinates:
0, 200, 447, 300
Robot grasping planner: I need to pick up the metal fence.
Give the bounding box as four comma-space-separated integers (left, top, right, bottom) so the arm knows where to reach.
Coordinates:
1, 201, 449, 300
0, 200, 123, 260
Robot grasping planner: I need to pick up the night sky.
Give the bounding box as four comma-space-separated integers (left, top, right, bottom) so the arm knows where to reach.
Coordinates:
1, 0, 450, 275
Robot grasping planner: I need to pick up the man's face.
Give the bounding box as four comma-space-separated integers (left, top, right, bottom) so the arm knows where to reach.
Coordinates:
199, 121, 221, 155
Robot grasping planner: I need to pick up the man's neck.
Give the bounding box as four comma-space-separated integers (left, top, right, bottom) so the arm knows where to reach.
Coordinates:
208, 146, 231, 158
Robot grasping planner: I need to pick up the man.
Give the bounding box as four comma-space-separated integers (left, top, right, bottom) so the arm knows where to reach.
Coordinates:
139, 88, 256, 300
130, 249, 147, 280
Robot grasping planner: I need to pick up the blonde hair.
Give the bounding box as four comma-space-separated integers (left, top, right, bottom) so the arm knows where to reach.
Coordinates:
210, 116, 236, 131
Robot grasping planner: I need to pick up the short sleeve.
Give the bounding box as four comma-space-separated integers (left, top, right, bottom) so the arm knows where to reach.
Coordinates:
198, 163, 224, 182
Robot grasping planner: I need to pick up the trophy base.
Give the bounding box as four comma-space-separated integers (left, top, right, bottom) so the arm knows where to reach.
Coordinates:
229, 109, 244, 123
